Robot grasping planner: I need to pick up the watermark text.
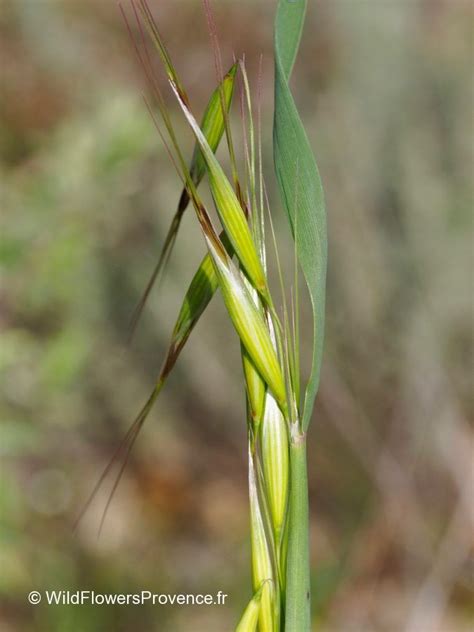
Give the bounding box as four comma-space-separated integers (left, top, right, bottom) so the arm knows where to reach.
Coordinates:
28, 590, 228, 607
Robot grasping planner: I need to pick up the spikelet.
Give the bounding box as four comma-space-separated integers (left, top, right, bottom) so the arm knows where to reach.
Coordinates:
205, 237, 287, 413
170, 81, 269, 300
248, 447, 277, 632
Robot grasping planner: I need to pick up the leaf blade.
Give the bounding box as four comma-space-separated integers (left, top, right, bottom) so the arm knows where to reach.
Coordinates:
273, 2, 327, 630
273, 0, 327, 433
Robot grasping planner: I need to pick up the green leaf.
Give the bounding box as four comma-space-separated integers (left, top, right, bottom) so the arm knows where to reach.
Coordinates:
273, 2, 327, 630
273, 0, 327, 433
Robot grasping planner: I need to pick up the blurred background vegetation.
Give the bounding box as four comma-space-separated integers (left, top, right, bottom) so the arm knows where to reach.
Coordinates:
1, 1, 472, 630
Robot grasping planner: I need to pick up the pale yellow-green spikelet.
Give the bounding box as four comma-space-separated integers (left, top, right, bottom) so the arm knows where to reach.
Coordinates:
235, 583, 265, 632
248, 448, 276, 632
260, 390, 289, 547
205, 238, 287, 412
170, 81, 268, 298
241, 280, 266, 430
242, 347, 266, 430
190, 63, 237, 183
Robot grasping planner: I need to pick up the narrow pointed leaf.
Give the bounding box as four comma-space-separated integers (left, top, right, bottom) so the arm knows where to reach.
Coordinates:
273, 0, 327, 433
273, 2, 327, 629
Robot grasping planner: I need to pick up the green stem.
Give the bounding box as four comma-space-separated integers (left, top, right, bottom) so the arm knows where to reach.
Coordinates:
285, 433, 310, 631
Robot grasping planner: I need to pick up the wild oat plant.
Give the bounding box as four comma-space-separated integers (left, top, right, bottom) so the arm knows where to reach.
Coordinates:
84, 1, 326, 630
